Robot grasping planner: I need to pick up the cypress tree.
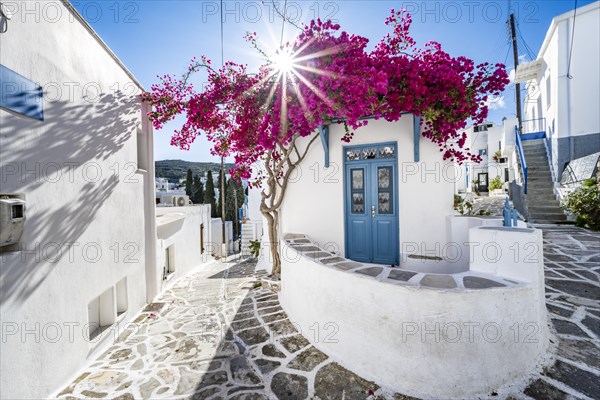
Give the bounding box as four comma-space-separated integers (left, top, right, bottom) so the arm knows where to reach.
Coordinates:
191, 175, 204, 204
185, 168, 193, 197
204, 170, 218, 218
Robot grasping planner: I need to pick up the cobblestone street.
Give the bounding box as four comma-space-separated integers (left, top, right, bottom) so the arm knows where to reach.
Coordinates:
58, 258, 392, 400
59, 220, 599, 399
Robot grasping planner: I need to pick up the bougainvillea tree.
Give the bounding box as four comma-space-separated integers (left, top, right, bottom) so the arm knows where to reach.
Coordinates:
142, 10, 509, 278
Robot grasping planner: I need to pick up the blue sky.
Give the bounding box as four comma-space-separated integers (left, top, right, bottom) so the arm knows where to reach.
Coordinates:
73, 0, 593, 163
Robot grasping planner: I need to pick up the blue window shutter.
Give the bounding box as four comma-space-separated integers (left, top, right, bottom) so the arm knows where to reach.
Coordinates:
0, 64, 44, 121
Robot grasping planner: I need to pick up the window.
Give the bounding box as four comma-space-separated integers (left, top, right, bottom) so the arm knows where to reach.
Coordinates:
478, 149, 487, 156
11, 204, 23, 219
545, 75, 551, 108
116, 278, 128, 317
377, 167, 393, 214
473, 125, 488, 133
350, 168, 365, 214
87, 287, 115, 341
136, 128, 148, 171
346, 145, 395, 162
505, 168, 510, 182
163, 245, 174, 280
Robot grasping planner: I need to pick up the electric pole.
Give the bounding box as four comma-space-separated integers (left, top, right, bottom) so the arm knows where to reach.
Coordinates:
509, 13, 523, 132
233, 182, 239, 250
221, 156, 226, 255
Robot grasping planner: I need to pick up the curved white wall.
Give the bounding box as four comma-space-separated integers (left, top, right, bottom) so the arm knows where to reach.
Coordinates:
279, 227, 548, 398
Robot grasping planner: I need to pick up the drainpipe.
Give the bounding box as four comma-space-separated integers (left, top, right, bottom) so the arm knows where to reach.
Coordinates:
566, 18, 574, 166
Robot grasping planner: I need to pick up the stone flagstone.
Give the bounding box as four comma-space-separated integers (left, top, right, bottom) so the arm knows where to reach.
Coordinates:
58, 213, 600, 400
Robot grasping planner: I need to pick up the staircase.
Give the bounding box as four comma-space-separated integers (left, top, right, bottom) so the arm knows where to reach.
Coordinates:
240, 220, 262, 254
521, 139, 567, 224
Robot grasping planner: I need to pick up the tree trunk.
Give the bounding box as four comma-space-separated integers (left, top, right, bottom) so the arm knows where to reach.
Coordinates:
263, 209, 282, 278
258, 133, 320, 280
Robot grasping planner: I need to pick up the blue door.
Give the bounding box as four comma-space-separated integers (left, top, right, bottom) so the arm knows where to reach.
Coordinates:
344, 143, 399, 265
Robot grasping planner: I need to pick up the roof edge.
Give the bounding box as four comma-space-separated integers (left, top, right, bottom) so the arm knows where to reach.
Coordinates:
60, 0, 145, 91
538, 1, 599, 59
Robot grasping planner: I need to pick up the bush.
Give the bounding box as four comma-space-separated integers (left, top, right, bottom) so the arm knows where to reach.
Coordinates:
489, 176, 503, 191
563, 178, 600, 230
454, 194, 491, 216
249, 240, 261, 257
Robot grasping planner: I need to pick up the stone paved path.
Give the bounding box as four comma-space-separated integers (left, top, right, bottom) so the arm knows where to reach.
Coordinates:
516, 225, 600, 400
59, 225, 599, 400
57, 257, 395, 400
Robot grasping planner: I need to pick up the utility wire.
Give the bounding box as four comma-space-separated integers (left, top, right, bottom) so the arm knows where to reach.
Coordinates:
220, 0, 224, 66
280, 0, 288, 48
567, 0, 578, 78
515, 23, 537, 61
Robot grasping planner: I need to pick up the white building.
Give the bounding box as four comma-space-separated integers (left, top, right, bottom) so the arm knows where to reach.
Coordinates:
248, 117, 548, 397
520, 1, 600, 179
155, 177, 176, 191
455, 118, 519, 195
0, 2, 213, 398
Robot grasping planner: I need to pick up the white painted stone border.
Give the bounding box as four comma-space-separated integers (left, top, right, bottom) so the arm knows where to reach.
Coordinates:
279, 226, 550, 398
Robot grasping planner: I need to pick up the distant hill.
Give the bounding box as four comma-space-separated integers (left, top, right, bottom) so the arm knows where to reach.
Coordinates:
155, 159, 236, 182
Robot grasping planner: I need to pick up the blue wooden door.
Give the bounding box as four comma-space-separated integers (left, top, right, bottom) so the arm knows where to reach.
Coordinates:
344, 144, 399, 265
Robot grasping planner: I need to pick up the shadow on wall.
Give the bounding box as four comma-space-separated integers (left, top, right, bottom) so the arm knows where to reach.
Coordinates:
0, 90, 137, 191
0, 90, 138, 305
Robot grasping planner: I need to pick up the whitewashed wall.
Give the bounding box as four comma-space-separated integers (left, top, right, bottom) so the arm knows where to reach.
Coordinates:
279, 117, 455, 259
524, 2, 600, 177
0, 2, 153, 399
280, 225, 548, 398
155, 206, 213, 289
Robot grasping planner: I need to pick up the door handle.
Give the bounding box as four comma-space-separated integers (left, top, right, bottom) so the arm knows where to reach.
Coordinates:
371, 205, 375, 218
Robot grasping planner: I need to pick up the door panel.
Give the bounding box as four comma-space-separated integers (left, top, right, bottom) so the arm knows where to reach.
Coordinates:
344, 144, 399, 265
346, 164, 371, 262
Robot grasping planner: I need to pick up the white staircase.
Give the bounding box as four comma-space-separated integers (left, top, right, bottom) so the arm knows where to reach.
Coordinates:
241, 220, 262, 254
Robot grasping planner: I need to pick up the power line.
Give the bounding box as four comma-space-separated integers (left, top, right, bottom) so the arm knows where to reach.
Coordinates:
280, 0, 287, 48
567, 0, 578, 79
219, 0, 224, 67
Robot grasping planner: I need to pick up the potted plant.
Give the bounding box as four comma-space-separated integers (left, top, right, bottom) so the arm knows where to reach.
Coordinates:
492, 150, 502, 163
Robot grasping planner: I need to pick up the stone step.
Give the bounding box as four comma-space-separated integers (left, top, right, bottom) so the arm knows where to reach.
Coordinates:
527, 187, 555, 194
529, 215, 568, 223
527, 190, 557, 197
527, 180, 554, 186
527, 196, 559, 203
525, 157, 549, 163
527, 171, 551, 175
522, 145, 546, 151
527, 161, 550, 167
527, 168, 551, 173
528, 205, 564, 213
527, 177, 553, 183
523, 151, 548, 156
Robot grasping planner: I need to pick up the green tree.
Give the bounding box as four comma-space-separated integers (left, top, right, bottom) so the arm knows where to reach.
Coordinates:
191, 175, 204, 204
204, 170, 218, 218
225, 178, 245, 237
185, 168, 193, 197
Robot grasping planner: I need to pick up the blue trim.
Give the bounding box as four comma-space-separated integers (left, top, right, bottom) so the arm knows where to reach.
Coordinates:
0, 65, 44, 121
343, 141, 399, 265
318, 125, 330, 168
521, 131, 546, 140
413, 115, 421, 162
515, 126, 528, 194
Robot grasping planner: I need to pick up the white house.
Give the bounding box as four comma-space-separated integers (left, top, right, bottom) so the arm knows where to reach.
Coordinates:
455, 118, 519, 195
0, 1, 213, 398
248, 117, 549, 397
520, 1, 600, 179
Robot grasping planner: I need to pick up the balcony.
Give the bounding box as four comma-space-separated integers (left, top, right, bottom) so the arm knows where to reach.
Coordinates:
520, 118, 546, 140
